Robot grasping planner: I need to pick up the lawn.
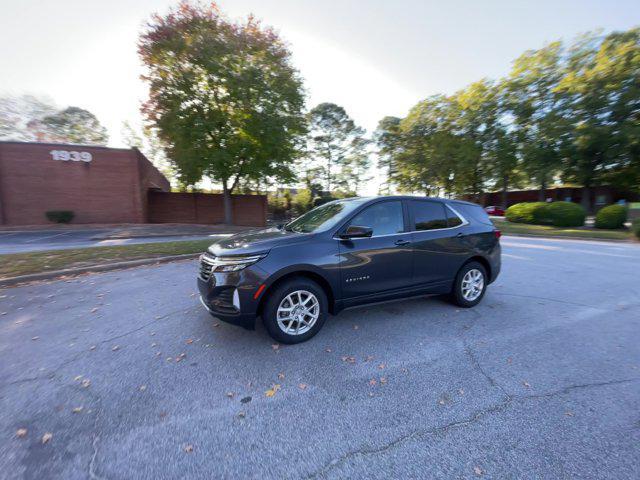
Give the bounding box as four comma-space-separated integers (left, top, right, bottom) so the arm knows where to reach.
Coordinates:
0, 239, 213, 279
496, 221, 633, 241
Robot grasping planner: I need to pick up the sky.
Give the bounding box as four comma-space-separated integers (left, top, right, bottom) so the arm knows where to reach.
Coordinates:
1, 0, 639, 192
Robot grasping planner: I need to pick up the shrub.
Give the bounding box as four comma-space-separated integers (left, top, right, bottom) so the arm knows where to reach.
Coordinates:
633, 219, 640, 240
595, 204, 627, 229
505, 201, 585, 227
505, 202, 547, 224
541, 201, 586, 227
267, 195, 288, 219
45, 210, 74, 223
291, 189, 313, 215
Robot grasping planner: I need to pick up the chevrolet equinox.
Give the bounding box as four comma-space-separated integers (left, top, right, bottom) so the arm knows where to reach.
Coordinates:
198, 196, 501, 344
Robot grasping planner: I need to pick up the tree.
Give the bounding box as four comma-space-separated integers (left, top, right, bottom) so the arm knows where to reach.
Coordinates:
502, 42, 567, 201
122, 121, 177, 186
556, 29, 640, 208
306, 102, 368, 194
139, 1, 306, 224
374, 116, 402, 194
40, 107, 109, 145
0, 95, 56, 141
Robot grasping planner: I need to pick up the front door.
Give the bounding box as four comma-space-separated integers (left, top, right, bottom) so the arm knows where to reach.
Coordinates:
337, 200, 413, 299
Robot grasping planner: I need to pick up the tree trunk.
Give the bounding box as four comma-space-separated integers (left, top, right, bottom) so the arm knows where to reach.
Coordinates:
581, 185, 591, 213
538, 176, 547, 202
222, 181, 233, 225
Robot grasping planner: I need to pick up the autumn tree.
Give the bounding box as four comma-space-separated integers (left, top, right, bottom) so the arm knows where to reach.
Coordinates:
0, 95, 56, 141
139, 1, 306, 223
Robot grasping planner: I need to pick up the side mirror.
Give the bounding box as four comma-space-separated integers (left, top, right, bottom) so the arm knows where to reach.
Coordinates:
340, 225, 373, 239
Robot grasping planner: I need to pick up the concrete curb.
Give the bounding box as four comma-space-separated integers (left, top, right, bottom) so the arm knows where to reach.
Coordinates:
0, 253, 200, 288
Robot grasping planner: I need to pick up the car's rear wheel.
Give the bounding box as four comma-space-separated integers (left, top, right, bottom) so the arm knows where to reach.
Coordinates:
262, 278, 328, 344
450, 261, 487, 308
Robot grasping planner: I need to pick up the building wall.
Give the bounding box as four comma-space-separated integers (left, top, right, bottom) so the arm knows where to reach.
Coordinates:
148, 191, 267, 227
0, 142, 169, 225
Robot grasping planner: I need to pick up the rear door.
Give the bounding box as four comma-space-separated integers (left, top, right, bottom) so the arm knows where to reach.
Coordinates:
337, 200, 413, 299
408, 200, 469, 287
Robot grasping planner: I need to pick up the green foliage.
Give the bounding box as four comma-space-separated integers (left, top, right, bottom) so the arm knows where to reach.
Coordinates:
305, 103, 370, 194
291, 189, 313, 215
139, 1, 306, 222
267, 195, 289, 219
379, 27, 640, 205
505, 202, 548, 224
506, 201, 585, 227
595, 204, 627, 229
45, 211, 74, 224
540, 202, 586, 227
632, 219, 640, 239
40, 107, 108, 145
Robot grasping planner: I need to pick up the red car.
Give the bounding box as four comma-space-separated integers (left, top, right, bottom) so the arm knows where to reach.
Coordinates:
484, 205, 505, 216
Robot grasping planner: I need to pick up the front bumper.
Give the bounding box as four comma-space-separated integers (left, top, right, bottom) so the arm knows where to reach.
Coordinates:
197, 266, 267, 330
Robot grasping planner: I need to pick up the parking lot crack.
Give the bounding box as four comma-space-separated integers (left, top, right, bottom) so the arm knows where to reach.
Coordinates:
516, 377, 639, 402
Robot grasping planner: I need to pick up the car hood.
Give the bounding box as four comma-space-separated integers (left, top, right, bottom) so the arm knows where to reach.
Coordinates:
207, 227, 308, 256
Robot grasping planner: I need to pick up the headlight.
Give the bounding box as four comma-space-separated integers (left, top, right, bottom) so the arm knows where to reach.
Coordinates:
202, 253, 267, 272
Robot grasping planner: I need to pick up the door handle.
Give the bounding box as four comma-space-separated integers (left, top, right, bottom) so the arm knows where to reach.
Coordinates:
395, 239, 410, 246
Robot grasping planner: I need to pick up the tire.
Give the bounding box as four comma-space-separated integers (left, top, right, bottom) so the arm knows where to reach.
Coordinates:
450, 261, 487, 308
262, 277, 328, 344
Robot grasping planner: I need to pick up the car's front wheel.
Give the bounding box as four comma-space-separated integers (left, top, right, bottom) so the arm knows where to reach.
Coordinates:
262, 277, 328, 344
450, 261, 487, 308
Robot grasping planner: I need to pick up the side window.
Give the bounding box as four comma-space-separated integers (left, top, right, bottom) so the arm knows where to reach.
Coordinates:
446, 206, 463, 227
348, 201, 404, 236
410, 201, 448, 231
454, 203, 493, 226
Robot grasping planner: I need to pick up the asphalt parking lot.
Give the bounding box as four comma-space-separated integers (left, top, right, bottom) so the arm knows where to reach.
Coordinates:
0, 235, 639, 479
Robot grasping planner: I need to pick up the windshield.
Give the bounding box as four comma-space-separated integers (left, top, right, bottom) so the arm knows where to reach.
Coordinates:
285, 199, 366, 233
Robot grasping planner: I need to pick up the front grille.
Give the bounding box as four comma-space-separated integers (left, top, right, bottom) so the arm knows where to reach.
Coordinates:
199, 253, 215, 281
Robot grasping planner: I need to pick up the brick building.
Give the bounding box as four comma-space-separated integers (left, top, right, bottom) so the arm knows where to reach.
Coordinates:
0, 141, 267, 227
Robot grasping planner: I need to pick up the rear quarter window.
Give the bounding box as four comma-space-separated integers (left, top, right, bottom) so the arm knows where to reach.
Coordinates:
453, 203, 493, 226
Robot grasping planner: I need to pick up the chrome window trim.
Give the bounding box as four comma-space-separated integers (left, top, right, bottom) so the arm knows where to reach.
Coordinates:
332, 200, 469, 240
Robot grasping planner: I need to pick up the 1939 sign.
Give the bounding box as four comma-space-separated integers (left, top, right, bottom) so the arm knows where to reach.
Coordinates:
50, 150, 92, 162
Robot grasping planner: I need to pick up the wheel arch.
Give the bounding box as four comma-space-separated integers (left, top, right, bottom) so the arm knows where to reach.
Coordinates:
256, 267, 337, 318
462, 255, 492, 280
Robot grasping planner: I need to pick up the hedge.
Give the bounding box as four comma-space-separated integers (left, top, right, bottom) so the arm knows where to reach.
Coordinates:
505, 201, 585, 227
45, 210, 74, 223
594, 204, 627, 229
633, 219, 640, 240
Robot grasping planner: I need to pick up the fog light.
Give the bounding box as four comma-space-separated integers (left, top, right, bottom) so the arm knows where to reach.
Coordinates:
232, 289, 240, 310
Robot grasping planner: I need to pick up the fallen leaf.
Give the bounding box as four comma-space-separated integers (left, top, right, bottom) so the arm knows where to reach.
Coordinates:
341, 355, 356, 364
151, 343, 157, 347
325, 348, 332, 353
265, 384, 281, 397
237, 411, 246, 418
277, 373, 285, 380
175, 353, 186, 362
184, 444, 194, 453
380, 377, 387, 384
459, 389, 465, 395
474, 466, 483, 476
271, 343, 280, 351
213, 322, 220, 327
378, 363, 386, 370
89, 345, 96, 351
16, 428, 27, 438
111, 345, 120, 351
72, 406, 84, 413
139, 385, 147, 391
74, 375, 83, 381
226, 392, 234, 398
523, 381, 531, 388
565, 411, 574, 417
369, 379, 377, 386
185, 339, 193, 345
240, 396, 252, 404
365, 355, 374, 362
31, 336, 39, 341
42, 432, 53, 444
298, 383, 307, 390
81, 379, 91, 388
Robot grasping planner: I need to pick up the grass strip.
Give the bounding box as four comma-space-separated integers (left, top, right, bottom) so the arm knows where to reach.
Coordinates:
0, 239, 213, 279
496, 221, 632, 241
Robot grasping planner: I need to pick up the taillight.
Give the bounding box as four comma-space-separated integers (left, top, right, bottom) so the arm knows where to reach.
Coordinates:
494, 230, 502, 239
